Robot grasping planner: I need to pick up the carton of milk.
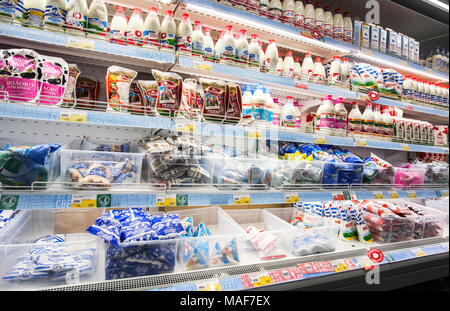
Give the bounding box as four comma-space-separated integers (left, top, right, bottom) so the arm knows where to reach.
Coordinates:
370, 24, 380, 51
361, 23, 371, 48
387, 28, 397, 55
402, 34, 410, 59
379, 28, 387, 53
414, 40, 420, 63
396, 33, 403, 57
353, 20, 362, 47
408, 37, 415, 61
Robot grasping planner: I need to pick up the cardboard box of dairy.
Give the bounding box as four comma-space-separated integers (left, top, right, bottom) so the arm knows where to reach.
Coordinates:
387, 28, 397, 55
353, 20, 362, 47
402, 34, 410, 59
361, 23, 371, 49
379, 28, 387, 53
370, 24, 380, 51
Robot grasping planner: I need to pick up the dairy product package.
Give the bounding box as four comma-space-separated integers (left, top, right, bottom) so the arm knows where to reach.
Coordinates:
38, 55, 69, 106
387, 29, 397, 55
180, 78, 197, 119
106, 66, 137, 112
44, 0, 68, 31
137, 80, 158, 116
379, 28, 387, 53
66, 0, 88, 34
86, 0, 108, 38
152, 70, 182, 117
369, 24, 379, 51
361, 23, 370, 49
225, 83, 242, 124
1, 49, 43, 103
0, 0, 17, 20
353, 20, 362, 47
128, 81, 145, 115
63, 64, 80, 107
76, 76, 100, 110
200, 78, 227, 122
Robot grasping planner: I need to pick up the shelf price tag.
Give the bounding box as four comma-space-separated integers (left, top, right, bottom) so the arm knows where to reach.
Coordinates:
355, 139, 368, 147
285, 193, 299, 203
331, 191, 346, 201
249, 272, 273, 288
400, 61, 409, 67
313, 137, 327, 144
234, 194, 251, 205
67, 37, 95, 51
331, 259, 350, 272
193, 61, 213, 72
164, 194, 177, 207
407, 190, 417, 198
246, 129, 263, 138
410, 247, 427, 257
60, 109, 87, 123
71, 194, 97, 208
388, 191, 399, 199
373, 191, 384, 199
197, 279, 222, 291
156, 195, 166, 207
400, 144, 411, 151
175, 122, 196, 133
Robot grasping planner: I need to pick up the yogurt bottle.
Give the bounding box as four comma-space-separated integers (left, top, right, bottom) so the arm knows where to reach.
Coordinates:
314, 1, 324, 31
27, 0, 46, 29
203, 27, 215, 62
333, 8, 344, 40
270, 98, 282, 127
316, 95, 335, 134
259, 42, 266, 72
86, 0, 107, 39
192, 20, 204, 58
334, 97, 347, 136
362, 101, 376, 136
294, 0, 304, 27
303, 0, 315, 29
417, 79, 425, 103
66, 0, 88, 35
160, 10, 177, 52
221, 25, 237, 64
177, 13, 193, 55
313, 57, 325, 83
328, 56, 341, 86
283, 51, 295, 77
348, 102, 363, 136
126, 8, 144, 46
423, 81, 431, 104
302, 52, 314, 81
293, 57, 302, 80
143, 7, 160, 49
282, 96, 299, 128
373, 105, 384, 139
44, 0, 67, 32
343, 11, 352, 42
323, 5, 333, 37
282, 0, 296, 23
265, 39, 279, 73
411, 77, 418, 102
237, 29, 250, 67
110, 6, 127, 45
248, 34, 261, 70
269, 0, 282, 20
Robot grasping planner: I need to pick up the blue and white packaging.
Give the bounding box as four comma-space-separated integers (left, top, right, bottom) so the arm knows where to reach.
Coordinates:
353, 20, 362, 47
408, 37, 415, 61
413, 40, 420, 63
387, 28, 397, 55
396, 33, 403, 57
370, 24, 380, 51
402, 34, 410, 59
361, 23, 371, 49
379, 28, 387, 53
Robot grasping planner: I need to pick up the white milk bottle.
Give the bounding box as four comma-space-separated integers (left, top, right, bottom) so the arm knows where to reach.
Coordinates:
334, 97, 347, 136
382, 106, 394, 141
160, 10, 177, 52
252, 84, 267, 123
177, 13, 193, 55
294, 0, 304, 27
423, 81, 431, 104
126, 8, 144, 46
316, 95, 335, 134
282, 96, 298, 128
340, 57, 350, 87
143, 7, 160, 49
373, 105, 384, 139
333, 8, 344, 40
417, 79, 424, 103
44, 0, 67, 32
323, 5, 333, 37
444, 85, 449, 107
343, 11, 352, 42
86, 0, 107, 39
110, 6, 127, 45
260, 0, 270, 17
429, 82, 437, 105
27, 0, 46, 28
192, 20, 204, 58
403, 76, 413, 101
221, 25, 237, 64
436, 84, 443, 106
348, 102, 363, 136
328, 56, 341, 86
268, 0, 282, 20
313, 57, 325, 83
215, 30, 225, 61
66, 0, 88, 35
283, 51, 295, 77
282, 0, 295, 23
276, 52, 284, 75
304, 0, 315, 29
248, 34, 261, 70
362, 102, 376, 136
412, 77, 419, 102
237, 29, 250, 67
203, 27, 215, 62
302, 52, 314, 81
265, 39, 279, 73
314, 1, 324, 31
259, 41, 266, 72
293, 57, 302, 80
265, 87, 278, 125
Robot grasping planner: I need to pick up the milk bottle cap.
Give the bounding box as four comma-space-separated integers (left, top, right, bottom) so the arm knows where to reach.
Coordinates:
251, 34, 258, 40
116, 6, 125, 13
182, 13, 190, 20
324, 5, 331, 11
240, 29, 247, 35
335, 8, 342, 14
344, 11, 350, 17
226, 25, 233, 31
133, 8, 142, 14
314, 57, 322, 62
316, 2, 322, 8
333, 56, 340, 60
166, 10, 173, 17
150, 7, 158, 13
286, 51, 293, 56
195, 20, 202, 26
294, 57, 300, 62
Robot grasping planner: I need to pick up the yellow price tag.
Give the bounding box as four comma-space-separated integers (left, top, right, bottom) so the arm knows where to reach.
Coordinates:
407, 191, 417, 198
373, 192, 384, 199
443, 192, 449, 197
401, 144, 411, 151
414, 249, 426, 257
234, 194, 251, 205
165, 196, 177, 207
176, 123, 196, 133
67, 37, 95, 51
313, 137, 327, 144
364, 49, 374, 56
285, 194, 300, 203
156, 196, 165, 207
388, 191, 399, 199
400, 61, 409, 67
60, 109, 87, 123
71, 194, 97, 208
355, 139, 368, 147
251, 273, 273, 287
332, 260, 350, 272
197, 280, 222, 291
193, 62, 213, 72
246, 131, 262, 138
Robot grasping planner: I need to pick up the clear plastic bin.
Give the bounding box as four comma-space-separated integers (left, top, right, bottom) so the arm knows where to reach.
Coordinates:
363, 166, 396, 185
425, 198, 449, 226
362, 209, 415, 243
394, 167, 426, 188
0, 209, 105, 291
59, 142, 145, 188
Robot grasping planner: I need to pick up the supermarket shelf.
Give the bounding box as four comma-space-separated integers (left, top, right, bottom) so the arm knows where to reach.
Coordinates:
0, 185, 447, 210
41, 237, 448, 291
0, 21, 175, 72
1, 102, 449, 154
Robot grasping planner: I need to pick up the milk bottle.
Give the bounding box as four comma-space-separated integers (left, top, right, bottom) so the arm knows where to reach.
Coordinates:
373, 105, 384, 139
27, 0, 46, 28
260, 0, 270, 17
269, 0, 282, 20
362, 101, 376, 136
340, 57, 350, 87
294, 1, 304, 27
215, 30, 225, 61
429, 82, 437, 105
248, 34, 261, 70
44, 0, 67, 32
221, 25, 237, 64
237, 29, 250, 67
203, 27, 215, 62
348, 102, 363, 136
282, 96, 298, 128
282, 0, 295, 23
283, 51, 295, 77
323, 5, 333, 37
160, 10, 177, 52
343, 11, 352, 42
403, 76, 413, 101
110, 6, 127, 45
304, 0, 315, 29
302, 52, 314, 81
293, 57, 302, 79
66, 0, 88, 35
276, 52, 284, 75
417, 79, 424, 103
86, 0, 107, 39
249, 84, 267, 123
313, 57, 325, 83
314, 1, 324, 31
328, 56, 341, 86
382, 106, 394, 141
333, 8, 344, 39
191, 20, 204, 58
412, 77, 419, 102
334, 97, 347, 136
316, 95, 335, 134
177, 13, 193, 55
259, 41, 266, 72
436, 84, 443, 106
265, 39, 279, 73
423, 81, 431, 104
143, 7, 160, 49
126, 8, 144, 46
443, 85, 449, 107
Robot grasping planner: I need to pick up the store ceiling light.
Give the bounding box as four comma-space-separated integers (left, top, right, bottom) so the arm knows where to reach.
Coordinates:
421, 0, 450, 12
186, 3, 351, 54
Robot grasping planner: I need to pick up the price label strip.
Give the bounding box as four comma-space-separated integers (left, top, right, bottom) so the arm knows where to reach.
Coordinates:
410, 247, 427, 257
268, 267, 303, 284
400, 144, 411, 151
313, 137, 327, 144
355, 139, 368, 147
388, 191, 399, 199
156, 195, 166, 207
60, 109, 87, 123
407, 190, 417, 198
71, 194, 97, 208
67, 37, 95, 50
241, 272, 273, 288
193, 61, 213, 72
373, 191, 384, 199
285, 193, 300, 203
164, 195, 177, 207
196, 279, 222, 291
330, 259, 350, 273
246, 129, 263, 138
234, 194, 251, 205
175, 122, 196, 133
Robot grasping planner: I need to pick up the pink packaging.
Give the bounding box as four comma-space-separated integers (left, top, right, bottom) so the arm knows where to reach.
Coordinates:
433, 126, 449, 146
38, 55, 69, 106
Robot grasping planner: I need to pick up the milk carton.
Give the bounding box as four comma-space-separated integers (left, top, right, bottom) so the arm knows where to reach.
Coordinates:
379, 28, 387, 53
408, 37, 415, 61
395, 33, 403, 57
370, 24, 380, 51
414, 40, 420, 63
387, 28, 397, 55
402, 34, 409, 59
353, 20, 362, 47
361, 23, 371, 49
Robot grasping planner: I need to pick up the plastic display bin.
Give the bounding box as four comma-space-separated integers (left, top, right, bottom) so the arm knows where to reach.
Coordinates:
425, 199, 449, 226
363, 210, 415, 243
394, 167, 426, 188
363, 166, 396, 185
0, 209, 105, 291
